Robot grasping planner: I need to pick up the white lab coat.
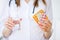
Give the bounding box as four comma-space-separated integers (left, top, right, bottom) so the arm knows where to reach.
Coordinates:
0, 0, 53, 40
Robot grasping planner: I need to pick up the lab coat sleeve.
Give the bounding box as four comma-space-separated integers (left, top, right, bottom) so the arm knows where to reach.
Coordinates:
46, 0, 53, 22
42, 0, 53, 40
41, 35, 49, 40
0, 0, 9, 37
46, 0, 53, 32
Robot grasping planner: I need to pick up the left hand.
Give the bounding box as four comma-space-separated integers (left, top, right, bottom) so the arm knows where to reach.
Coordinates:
38, 17, 52, 32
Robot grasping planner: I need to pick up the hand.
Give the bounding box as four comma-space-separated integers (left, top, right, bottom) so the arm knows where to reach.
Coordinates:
3, 17, 21, 38
5, 17, 20, 30
38, 16, 52, 39
38, 17, 52, 32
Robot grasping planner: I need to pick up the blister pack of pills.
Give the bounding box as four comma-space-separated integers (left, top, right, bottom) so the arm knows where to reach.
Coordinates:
32, 9, 48, 26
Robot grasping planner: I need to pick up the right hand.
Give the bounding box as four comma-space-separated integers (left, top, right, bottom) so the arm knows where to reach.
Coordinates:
2, 17, 21, 38
5, 17, 20, 30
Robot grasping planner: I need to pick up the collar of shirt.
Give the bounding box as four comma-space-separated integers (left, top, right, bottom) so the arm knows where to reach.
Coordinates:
20, 0, 34, 7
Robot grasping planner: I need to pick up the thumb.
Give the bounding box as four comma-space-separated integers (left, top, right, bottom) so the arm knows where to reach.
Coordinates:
13, 20, 20, 24
13, 18, 22, 24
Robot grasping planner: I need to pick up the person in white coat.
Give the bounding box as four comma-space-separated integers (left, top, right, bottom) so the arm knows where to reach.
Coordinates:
0, 0, 53, 40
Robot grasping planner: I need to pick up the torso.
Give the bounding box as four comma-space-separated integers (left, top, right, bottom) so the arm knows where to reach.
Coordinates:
8, 0, 46, 40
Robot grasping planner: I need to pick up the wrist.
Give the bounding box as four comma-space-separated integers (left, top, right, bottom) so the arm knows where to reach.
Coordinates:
43, 30, 52, 39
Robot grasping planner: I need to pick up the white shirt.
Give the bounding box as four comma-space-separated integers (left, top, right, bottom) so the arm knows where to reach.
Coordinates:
0, 0, 53, 40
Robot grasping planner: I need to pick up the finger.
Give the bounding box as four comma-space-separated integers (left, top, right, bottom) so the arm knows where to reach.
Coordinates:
8, 20, 15, 25
41, 18, 51, 27
42, 17, 52, 26
5, 22, 13, 29
39, 18, 46, 26
38, 21, 48, 29
40, 18, 52, 32
5, 22, 14, 30
5, 24, 13, 30
42, 14, 48, 20
40, 24, 48, 30
41, 25, 51, 32
38, 21, 49, 32
5, 21, 15, 27
42, 23, 51, 32
45, 20, 52, 28
13, 20, 20, 24
41, 26, 47, 32
44, 21, 50, 27
39, 21, 48, 30
40, 17, 48, 25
